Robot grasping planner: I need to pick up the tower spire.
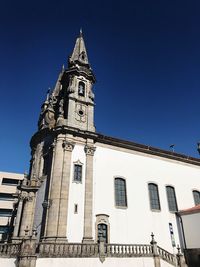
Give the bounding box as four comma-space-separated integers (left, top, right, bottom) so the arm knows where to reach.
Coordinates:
69, 30, 89, 66
80, 27, 83, 36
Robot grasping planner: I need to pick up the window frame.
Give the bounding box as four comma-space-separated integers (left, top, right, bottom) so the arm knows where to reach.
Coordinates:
0, 209, 13, 217
114, 176, 128, 208
1, 178, 19, 186
148, 182, 161, 211
166, 185, 178, 212
0, 193, 14, 201
73, 160, 83, 183
192, 190, 200, 206
78, 81, 85, 97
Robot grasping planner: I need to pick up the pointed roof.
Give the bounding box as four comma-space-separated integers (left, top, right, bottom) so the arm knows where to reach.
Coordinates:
69, 30, 90, 66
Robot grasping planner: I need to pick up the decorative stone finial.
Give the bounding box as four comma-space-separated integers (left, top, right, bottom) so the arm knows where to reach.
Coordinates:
177, 244, 181, 255
24, 226, 29, 236
150, 232, 156, 244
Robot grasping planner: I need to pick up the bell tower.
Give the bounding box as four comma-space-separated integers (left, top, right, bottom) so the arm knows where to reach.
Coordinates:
38, 30, 96, 132
66, 30, 95, 132
13, 31, 97, 247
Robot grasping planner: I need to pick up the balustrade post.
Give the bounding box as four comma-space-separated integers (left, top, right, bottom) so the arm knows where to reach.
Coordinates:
150, 233, 161, 267
99, 237, 106, 263
17, 230, 37, 267
177, 245, 188, 267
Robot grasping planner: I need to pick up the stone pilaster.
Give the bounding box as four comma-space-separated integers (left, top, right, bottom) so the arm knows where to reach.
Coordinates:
45, 136, 64, 240
57, 140, 74, 240
45, 136, 74, 241
19, 192, 35, 237
13, 198, 23, 238
82, 144, 96, 243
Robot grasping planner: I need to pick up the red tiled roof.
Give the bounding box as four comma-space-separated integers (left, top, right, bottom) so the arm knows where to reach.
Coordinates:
179, 204, 200, 215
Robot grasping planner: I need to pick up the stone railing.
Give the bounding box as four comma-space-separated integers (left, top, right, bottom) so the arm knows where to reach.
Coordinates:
38, 242, 99, 257
38, 242, 153, 258
0, 234, 187, 267
0, 242, 21, 257
106, 243, 153, 257
158, 246, 177, 266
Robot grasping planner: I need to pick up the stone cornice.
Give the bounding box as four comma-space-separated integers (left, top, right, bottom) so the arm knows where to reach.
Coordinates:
30, 127, 200, 167
65, 67, 95, 83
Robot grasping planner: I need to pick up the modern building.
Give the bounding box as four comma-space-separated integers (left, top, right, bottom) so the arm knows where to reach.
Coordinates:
0, 31, 199, 267
0, 172, 24, 241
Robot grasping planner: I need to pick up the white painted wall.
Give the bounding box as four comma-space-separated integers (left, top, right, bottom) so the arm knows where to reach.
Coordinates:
0, 258, 16, 267
33, 140, 200, 253
181, 212, 200, 248
92, 144, 200, 253
67, 143, 86, 242
160, 259, 175, 267
36, 257, 154, 267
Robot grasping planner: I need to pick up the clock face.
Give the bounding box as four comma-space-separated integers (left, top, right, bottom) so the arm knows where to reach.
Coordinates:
75, 104, 86, 122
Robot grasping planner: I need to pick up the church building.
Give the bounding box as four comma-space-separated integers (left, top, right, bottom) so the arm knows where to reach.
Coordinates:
0, 31, 200, 267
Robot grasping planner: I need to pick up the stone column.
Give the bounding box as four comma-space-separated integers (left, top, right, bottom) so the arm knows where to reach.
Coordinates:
19, 192, 35, 237
82, 144, 96, 243
57, 140, 74, 240
13, 197, 23, 238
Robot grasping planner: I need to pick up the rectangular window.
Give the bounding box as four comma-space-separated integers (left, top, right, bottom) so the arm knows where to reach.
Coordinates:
0, 193, 14, 201
74, 204, 78, 214
148, 183, 161, 210
193, 190, 200, 206
115, 178, 127, 207
0, 209, 13, 217
0, 226, 9, 234
74, 164, 82, 182
2, 178, 19, 186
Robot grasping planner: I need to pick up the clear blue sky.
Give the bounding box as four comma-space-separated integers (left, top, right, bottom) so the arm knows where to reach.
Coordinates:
1, 0, 200, 173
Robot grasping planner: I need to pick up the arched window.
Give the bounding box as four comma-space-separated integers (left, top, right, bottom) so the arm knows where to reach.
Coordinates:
114, 178, 127, 207
78, 82, 85, 96
193, 190, 200, 206
148, 183, 161, 210
166, 186, 178, 212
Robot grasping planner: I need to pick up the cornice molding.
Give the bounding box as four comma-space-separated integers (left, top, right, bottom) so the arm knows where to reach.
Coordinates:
30, 126, 200, 167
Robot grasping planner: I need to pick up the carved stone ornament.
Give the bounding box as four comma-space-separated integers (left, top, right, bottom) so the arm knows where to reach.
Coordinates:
19, 191, 28, 201
89, 90, 95, 101
84, 145, 96, 156
62, 140, 75, 152
67, 75, 75, 94
44, 109, 56, 129
75, 103, 86, 122
59, 98, 64, 116
50, 140, 56, 151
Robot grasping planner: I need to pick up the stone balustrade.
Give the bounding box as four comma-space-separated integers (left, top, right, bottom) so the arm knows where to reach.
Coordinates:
0, 240, 185, 267
38, 242, 99, 257
106, 244, 153, 257
0, 243, 21, 257
157, 246, 177, 266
